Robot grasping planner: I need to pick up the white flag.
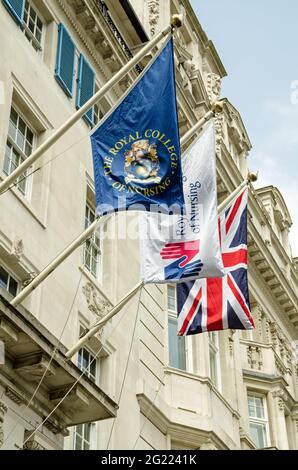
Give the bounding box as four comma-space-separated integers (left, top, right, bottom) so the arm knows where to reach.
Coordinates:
139, 120, 225, 284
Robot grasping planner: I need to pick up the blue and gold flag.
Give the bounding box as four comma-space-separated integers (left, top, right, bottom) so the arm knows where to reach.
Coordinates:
90, 39, 185, 215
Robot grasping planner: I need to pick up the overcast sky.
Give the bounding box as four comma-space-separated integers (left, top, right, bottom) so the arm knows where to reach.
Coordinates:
190, 0, 298, 256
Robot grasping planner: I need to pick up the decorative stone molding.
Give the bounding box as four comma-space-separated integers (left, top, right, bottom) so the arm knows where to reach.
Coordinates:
12, 237, 24, 261
5, 386, 25, 405
200, 439, 217, 450
273, 389, 287, 412
214, 113, 224, 159
0, 402, 8, 448
255, 306, 263, 341
82, 282, 111, 318
57, 0, 109, 82
247, 345, 263, 371
148, 0, 160, 35
23, 435, 45, 450
206, 73, 221, 103
265, 318, 271, 344
22, 271, 38, 288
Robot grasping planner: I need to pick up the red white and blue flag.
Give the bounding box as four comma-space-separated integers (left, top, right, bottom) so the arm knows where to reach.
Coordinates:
177, 188, 255, 335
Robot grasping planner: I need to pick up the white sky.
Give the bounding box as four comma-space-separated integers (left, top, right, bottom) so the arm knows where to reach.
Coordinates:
191, 0, 298, 256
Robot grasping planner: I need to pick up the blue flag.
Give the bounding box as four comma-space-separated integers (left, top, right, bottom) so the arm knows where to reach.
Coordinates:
90, 39, 185, 215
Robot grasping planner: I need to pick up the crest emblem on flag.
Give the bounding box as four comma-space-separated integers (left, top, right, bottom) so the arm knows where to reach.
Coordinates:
90, 39, 185, 215
177, 188, 255, 335
124, 139, 161, 184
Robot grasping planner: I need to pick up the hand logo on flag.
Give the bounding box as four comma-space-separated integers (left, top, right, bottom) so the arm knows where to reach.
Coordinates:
160, 241, 203, 281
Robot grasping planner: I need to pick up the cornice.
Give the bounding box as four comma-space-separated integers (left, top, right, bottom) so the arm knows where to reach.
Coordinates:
164, 367, 241, 419
57, 0, 109, 81
137, 392, 233, 450
249, 225, 298, 322
179, 0, 227, 77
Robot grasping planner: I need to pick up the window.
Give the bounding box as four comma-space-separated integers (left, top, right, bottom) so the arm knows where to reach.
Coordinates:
209, 332, 220, 388
248, 395, 269, 449
78, 346, 97, 383
55, 24, 75, 97
76, 54, 96, 126
73, 423, 94, 450
3, 106, 35, 195
167, 286, 187, 371
93, 102, 103, 127
84, 204, 100, 278
3, 0, 43, 51
23, 0, 43, 51
0, 266, 18, 296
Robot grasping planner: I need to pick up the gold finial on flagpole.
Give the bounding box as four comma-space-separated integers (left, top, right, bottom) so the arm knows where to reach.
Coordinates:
171, 14, 184, 29
247, 171, 258, 183
211, 101, 224, 113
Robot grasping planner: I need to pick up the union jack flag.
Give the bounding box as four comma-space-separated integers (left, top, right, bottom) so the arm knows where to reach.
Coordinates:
177, 188, 255, 335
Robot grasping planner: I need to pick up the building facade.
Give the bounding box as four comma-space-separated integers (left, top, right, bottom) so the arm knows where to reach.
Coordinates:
0, 0, 297, 450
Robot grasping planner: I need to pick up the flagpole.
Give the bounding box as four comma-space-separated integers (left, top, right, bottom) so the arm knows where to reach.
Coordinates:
11, 218, 100, 307
65, 281, 144, 359
180, 101, 223, 147
217, 171, 258, 214
0, 16, 183, 196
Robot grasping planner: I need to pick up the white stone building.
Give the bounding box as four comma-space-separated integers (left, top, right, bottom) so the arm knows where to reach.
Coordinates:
0, 0, 297, 450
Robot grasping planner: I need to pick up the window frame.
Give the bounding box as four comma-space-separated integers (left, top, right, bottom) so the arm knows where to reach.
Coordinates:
167, 285, 193, 373
247, 393, 270, 449
84, 202, 100, 279
22, 0, 44, 52
3, 104, 36, 198
77, 325, 99, 385
0, 264, 19, 297
208, 331, 222, 391
73, 422, 96, 451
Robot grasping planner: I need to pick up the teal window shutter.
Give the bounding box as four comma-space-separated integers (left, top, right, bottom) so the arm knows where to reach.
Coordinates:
76, 54, 96, 126
2, 0, 25, 25
55, 24, 75, 97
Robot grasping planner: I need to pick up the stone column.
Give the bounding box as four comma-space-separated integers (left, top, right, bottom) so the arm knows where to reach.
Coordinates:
272, 390, 289, 450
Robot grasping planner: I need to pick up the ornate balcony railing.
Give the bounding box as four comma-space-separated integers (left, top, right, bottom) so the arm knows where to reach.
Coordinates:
97, 1, 142, 74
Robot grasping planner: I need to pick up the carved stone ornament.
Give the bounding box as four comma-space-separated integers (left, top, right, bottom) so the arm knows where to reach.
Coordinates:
200, 439, 217, 450
82, 282, 111, 318
206, 73, 221, 103
273, 389, 287, 412
214, 112, 224, 158
12, 237, 24, 261
148, 0, 160, 35
0, 402, 8, 449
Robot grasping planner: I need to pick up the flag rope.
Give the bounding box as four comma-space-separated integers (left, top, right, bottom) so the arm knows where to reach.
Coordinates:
2, 240, 94, 448
20, 282, 140, 449
0, 19, 181, 196
106, 287, 143, 449
0, 133, 89, 196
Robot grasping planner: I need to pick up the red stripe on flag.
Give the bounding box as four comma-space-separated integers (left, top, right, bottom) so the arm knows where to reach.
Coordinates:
222, 249, 247, 268
206, 278, 223, 331
227, 276, 255, 327
179, 287, 202, 336
226, 190, 245, 234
